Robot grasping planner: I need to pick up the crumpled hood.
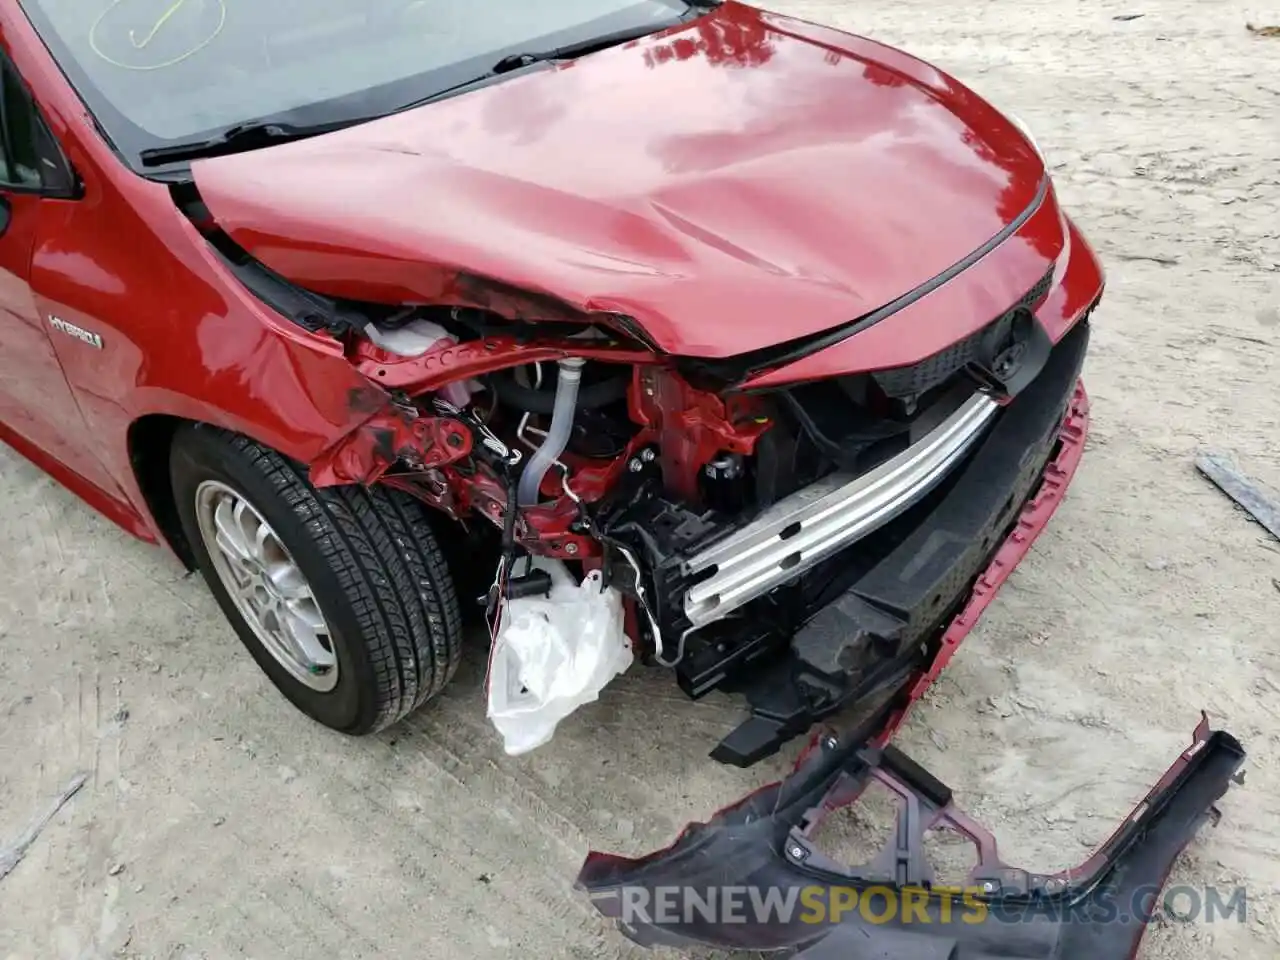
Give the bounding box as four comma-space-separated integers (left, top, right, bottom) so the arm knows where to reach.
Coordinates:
192, 1, 1049, 359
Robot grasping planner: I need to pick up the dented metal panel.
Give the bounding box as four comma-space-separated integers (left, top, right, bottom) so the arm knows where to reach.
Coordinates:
189, 2, 1058, 363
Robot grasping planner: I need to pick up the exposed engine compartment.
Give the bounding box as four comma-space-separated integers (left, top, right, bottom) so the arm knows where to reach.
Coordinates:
175, 178, 1095, 765
348, 308, 986, 564
320, 286, 1070, 720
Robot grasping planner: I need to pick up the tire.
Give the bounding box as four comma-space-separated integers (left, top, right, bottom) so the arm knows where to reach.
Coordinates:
169, 424, 463, 734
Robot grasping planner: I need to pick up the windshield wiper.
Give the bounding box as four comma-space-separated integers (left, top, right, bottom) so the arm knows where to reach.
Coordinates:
138, 118, 364, 167
383, 17, 695, 114
137, 27, 628, 170
139, 4, 716, 168
490, 19, 691, 74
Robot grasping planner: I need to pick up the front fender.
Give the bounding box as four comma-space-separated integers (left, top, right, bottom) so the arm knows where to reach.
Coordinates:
34, 178, 396, 540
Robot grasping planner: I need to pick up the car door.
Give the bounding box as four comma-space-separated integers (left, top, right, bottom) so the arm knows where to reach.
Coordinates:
0, 51, 109, 485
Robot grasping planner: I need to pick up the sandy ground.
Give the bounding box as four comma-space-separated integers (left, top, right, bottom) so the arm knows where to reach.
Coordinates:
2, 1, 1279, 958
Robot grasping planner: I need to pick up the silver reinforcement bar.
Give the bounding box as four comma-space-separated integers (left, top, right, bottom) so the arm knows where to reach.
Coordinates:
682, 392, 1000, 628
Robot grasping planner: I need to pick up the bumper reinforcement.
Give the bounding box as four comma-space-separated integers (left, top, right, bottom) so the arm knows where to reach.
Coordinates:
683, 391, 1000, 628
709, 320, 1090, 767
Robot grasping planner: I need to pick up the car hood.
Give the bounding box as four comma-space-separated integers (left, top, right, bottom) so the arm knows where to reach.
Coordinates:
192, 1, 1049, 359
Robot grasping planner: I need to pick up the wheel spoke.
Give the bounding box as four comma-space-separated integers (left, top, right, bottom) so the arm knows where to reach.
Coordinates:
222, 556, 254, 589
281, 604, 334, 668
238, 581, 266, 621
285, 596, 326, 632
213, 497, 253, 563
266, 560, 309, 600
196, 480, 337, 692
245, 508, 272, 565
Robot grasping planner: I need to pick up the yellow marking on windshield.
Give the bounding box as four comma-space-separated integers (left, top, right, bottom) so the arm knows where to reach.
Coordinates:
90, 0, 226, 70
129, 0, 187, 49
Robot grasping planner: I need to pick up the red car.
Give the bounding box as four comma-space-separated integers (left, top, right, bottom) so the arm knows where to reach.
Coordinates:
1, 0, 1100, 764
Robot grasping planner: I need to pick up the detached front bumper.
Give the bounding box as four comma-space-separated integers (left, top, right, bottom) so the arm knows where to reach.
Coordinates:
578, 715, 1245, 958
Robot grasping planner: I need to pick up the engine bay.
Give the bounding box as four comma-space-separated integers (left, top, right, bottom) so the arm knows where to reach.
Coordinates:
309, 287, 1081, 763
179, 182, 1089, 764
347, 304, 1006, 621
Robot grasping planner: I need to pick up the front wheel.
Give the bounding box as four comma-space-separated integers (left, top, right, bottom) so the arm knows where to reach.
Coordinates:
170, 424, 464, 734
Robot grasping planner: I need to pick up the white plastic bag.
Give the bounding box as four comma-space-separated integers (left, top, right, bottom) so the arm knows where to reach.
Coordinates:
486, 559, 633, 755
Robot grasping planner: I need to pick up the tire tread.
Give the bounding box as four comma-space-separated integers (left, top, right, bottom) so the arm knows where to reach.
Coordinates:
211, 431, 462, 732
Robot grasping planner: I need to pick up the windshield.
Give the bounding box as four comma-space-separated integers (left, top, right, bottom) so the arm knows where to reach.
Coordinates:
20, 0, 692, 169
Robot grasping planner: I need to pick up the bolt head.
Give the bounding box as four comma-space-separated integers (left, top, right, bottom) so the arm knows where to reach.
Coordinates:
628, 458, 644, 473
564, 542, 579, 555
640, 448, 656, 462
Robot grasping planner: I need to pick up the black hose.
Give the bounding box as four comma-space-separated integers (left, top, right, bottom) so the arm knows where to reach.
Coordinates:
488, 366, 628, 415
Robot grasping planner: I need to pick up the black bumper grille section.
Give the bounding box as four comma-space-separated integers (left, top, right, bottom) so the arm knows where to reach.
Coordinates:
870, 265, 1056, 400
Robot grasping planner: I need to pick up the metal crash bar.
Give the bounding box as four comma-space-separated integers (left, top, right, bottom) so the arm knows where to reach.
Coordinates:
682, 391, 1000, 628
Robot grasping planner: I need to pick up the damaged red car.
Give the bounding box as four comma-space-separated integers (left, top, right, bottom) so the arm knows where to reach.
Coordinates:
2, 0, 1101, 761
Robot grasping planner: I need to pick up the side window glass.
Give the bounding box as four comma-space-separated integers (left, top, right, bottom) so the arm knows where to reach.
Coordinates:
0, 58, 71, 193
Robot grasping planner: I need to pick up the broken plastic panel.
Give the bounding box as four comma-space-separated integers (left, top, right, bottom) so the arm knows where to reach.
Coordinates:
577, 712, 1245, 958
487, 559, 633, 755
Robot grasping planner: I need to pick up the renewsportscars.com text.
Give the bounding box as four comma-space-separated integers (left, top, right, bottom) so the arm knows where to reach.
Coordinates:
611, 884, 1248, 927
